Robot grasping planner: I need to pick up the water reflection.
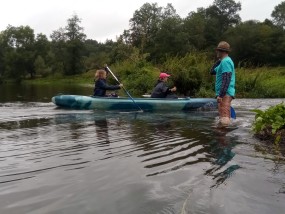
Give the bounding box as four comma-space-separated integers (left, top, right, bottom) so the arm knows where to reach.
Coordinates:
0, 83, 92, 102
94, 117, 109, 142
1, 102, 285, 214
205, 127, 241, 188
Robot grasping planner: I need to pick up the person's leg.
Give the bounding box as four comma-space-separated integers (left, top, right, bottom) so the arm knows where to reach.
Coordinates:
218, 96, 232, 126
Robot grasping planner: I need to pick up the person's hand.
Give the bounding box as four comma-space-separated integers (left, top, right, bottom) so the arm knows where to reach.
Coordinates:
119, 84, 123, 88
217, 96, 222, 103
210, 60, 221, 75
171, 86, 176, 92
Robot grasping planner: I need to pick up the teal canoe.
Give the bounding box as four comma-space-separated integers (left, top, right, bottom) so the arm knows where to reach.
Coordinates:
51, 95, 217, 111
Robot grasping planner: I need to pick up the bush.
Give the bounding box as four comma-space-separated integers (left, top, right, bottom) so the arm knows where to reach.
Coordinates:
252, 102, 285, 145
163, 52, 214, 97
110, 59, 158, 96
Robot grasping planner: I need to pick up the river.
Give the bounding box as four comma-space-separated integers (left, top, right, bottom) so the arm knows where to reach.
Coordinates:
0, 84, 284, 214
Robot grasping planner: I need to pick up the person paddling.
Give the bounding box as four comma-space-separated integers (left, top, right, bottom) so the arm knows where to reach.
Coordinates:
93, 69, 123, 97
151, 72, 177, 98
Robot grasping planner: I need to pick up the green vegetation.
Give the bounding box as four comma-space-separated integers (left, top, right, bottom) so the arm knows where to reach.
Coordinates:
236, 66, 285, 98
23, 71, 95, 86
1, 0, 285, 98
22, 57, 285, 98
252, 103, 285, 149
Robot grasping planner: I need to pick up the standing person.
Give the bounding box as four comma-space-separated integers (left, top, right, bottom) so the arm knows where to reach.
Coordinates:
210, 41, 235, 126
151, 72, 177, 98
93, 69, 123, 97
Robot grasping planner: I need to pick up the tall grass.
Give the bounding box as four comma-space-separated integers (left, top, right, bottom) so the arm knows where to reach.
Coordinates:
22, 55, 285, 98
236, 66, 285, 98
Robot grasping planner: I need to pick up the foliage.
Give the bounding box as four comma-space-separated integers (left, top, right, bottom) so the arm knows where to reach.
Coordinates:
183, 9, 207, 50
34, 55, 50, 77
225, 20, 285, 66
111, 58, 157, 96
236, 66, 285, 98
0, 25, 36, 80
128, 2, 163, 53
204, 0, 241, 46
0, 0, 285, 97
152, 14, 187, 62
52, 14, 86, 75
252, 102, 285, 135
271, 1, 285, 28
163, 52, 214, 96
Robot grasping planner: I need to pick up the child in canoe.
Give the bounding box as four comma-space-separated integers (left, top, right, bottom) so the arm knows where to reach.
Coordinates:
93, 69, 123, 97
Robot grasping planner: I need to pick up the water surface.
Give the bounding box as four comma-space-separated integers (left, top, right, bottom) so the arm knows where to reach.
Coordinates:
0, 84, 284, 214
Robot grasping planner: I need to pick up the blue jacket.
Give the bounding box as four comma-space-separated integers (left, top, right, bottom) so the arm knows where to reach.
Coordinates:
93, 79, 120, 96
151, 80, 178, 99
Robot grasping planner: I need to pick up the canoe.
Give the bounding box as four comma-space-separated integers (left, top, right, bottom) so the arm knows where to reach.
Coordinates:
51, 95, 217, 111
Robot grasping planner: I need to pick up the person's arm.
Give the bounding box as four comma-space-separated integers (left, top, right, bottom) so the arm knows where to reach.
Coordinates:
167, 86, 176, 94
210, 60, 221, 75
218, 72, 232, 97
99, 79, 121, 90
161, 83, 174, 96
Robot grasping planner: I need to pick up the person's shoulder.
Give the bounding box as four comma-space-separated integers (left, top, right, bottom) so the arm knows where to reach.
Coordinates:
96, 78, 106, 84
98, 78, 106, 82
155, 80, 163, 85
224, 56, 233, 62
221, 56, 233, 64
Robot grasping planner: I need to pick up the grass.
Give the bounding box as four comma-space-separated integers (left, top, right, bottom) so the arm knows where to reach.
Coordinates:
12, 65, 285, 98
236, 66, 285, 98
22, 70, 96, 87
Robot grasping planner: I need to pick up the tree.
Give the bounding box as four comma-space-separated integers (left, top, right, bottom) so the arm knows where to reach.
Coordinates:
128, 3, 163, 54
205, 0, 241, 47
34, 33, 50, 60
50, 27, 67, 74
183, 8, 208, 50
1, 25, 36, 80
0, 33, 5, 81
50, 14, 86, 75
213, 0, 241, 28
34, 55, 50, 77
64, 14, 86, 75
224, 20, 285, 66
153, 14, 187, 62
33, 33, 51, 75
271, 1, 285, 28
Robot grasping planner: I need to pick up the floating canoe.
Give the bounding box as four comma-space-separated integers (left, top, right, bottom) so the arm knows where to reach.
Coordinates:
51, 95, 217, 112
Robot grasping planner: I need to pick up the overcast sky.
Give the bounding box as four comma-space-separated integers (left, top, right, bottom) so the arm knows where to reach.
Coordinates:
0, 0, 282, 42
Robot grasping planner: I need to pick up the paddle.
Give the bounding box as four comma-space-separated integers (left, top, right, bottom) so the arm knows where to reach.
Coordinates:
104, 65, 143, 112
230, 106, 236, 119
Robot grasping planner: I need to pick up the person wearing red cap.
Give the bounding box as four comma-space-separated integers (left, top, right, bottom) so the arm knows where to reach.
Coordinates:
151, 72, 177, 98
210, 41, 235, 126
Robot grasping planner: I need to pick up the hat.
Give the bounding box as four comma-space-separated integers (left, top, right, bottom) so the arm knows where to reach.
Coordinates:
216, 41, 231, 52
159, 72, 171, 78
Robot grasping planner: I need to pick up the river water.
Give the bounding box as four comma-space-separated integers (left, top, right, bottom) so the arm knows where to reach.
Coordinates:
0, 84, 284, 214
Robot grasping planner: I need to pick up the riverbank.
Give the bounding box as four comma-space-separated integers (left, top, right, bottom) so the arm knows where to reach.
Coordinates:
2, 66, 285, 98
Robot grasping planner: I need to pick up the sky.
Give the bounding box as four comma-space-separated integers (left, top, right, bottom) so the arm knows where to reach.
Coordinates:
0, 0, 283, 42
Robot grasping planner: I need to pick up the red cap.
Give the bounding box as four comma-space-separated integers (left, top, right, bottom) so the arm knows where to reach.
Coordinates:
159, 72, 170, 78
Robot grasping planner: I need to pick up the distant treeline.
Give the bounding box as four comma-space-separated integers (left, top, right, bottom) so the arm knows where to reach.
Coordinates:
0, 0, 285, 85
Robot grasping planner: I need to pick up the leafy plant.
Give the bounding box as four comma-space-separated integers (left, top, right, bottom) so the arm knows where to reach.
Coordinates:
251, 102, 285, 135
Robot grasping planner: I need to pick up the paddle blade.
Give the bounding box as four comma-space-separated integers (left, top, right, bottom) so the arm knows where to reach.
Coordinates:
230, 106, 236, 119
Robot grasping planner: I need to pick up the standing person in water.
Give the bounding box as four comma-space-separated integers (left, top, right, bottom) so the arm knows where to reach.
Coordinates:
93, 69, 123, 97
210, 41, 236, 126
151, 72, 177, 98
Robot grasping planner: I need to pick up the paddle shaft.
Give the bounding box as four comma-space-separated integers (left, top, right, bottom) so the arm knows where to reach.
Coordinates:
105, 65, 143, 112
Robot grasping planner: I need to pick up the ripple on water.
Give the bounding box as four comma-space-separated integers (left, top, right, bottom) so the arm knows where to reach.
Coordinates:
0, 100, 285, 213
